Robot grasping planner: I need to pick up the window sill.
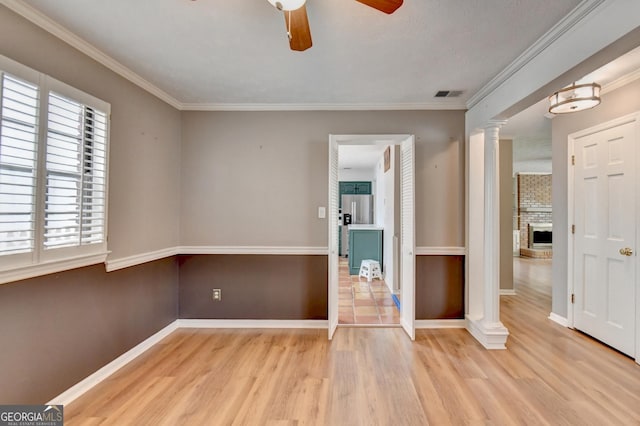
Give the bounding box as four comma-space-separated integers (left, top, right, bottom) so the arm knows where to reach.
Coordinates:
0, 251, 109, 285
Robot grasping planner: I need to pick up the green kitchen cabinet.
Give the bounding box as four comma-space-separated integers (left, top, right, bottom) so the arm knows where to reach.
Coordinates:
348, 228, 383, 275
354, 181, 372, 194
339, 181, 372, 206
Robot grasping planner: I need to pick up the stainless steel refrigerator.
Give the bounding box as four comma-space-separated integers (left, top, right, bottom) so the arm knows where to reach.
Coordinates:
341, 194, 374, 257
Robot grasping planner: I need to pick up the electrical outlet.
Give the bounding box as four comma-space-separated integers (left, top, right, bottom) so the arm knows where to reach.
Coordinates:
212, 289, 222, 301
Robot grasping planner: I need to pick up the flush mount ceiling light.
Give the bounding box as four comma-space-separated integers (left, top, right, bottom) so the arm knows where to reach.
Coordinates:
548, 82, 601, 114
267, 0, 306, 11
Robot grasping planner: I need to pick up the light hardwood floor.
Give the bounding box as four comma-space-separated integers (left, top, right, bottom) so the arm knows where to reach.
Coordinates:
65, 259, 640, 425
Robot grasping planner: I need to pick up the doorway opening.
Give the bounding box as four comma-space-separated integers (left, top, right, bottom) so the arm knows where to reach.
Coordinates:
328, 134, 416, 341
337, 144, 400, 326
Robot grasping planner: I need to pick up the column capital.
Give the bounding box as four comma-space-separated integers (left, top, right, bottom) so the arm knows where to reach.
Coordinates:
483, 120, 508, 130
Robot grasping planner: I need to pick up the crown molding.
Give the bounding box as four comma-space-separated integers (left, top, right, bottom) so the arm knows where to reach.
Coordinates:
601, 67, 640, 95
1, 0, 183, 109
466, 0, 606, 110
180, 101, 467, 112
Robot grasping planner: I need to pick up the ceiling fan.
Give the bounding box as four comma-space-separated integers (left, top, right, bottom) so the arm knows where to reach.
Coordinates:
267, 0, 404, 51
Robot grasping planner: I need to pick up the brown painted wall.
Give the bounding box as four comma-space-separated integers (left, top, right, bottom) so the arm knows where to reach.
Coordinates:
178, 254, 464, 320
416, 255, 465, 319
500, 139, 514, 290
0, 259, 178, 404
178, 255, 328, 320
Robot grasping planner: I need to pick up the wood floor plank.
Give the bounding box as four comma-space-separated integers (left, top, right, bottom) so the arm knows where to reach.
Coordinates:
64, 258, 640, 425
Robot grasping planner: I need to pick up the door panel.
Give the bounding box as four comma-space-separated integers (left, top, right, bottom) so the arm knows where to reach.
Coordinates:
400, 136, 415, 340
328, 138, 339, 340
574, 120, 636, 357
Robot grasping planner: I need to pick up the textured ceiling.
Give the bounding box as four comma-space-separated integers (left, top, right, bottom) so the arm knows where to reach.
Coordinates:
21, 0, 581, 107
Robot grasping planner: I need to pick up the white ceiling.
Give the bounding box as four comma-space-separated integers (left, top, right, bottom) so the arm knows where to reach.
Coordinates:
339, 144, 387, 169
20, 0, 582, 108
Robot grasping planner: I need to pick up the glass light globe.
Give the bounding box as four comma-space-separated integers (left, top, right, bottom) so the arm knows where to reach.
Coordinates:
267, 0, 306, 11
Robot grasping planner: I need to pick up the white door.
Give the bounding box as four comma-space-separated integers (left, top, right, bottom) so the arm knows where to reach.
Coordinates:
328, 136, 339, 340
400, 136, 416, 340
573, 119, 636, 357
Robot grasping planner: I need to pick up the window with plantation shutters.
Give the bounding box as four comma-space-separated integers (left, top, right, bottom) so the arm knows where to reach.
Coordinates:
0, 73, 39, 256
45, 92, 107, 249
0, 54, 110, 282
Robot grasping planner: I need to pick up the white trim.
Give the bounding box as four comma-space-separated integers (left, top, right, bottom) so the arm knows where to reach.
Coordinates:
177, 319, 328, 329
178, 246, 328, 255
180, 102, 466, 112
46, 321, 178, 406
567, 132, 576, 328
465, 316, 509, 350
415, 246, 466, 256
515, 172, 552, 176
601, 68, 640, 96
415, 319, 466, 329
105, 247, 180, 272
0, 252, 108, 285
500, 289, 517, 296
0, 0, 182, 109
466, 0, 605, 109
548, 312, 569, 327
103, 246, 329, 273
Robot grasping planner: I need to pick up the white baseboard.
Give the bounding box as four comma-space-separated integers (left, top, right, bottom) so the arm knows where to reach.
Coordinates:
500, 289, 517, 296
47, 321, 179, 406
415, 319, 466, 328
177, 319, 328, 329
548, 312, 569, 327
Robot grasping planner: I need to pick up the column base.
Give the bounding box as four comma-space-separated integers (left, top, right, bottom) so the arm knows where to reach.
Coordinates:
466, 316, 509, 349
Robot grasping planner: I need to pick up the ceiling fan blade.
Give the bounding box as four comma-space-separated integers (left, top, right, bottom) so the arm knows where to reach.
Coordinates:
355, 0, 403, 14
284, 5, 312, 51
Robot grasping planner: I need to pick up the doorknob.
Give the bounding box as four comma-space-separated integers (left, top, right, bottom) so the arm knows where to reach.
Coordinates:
619, 247, 633, 256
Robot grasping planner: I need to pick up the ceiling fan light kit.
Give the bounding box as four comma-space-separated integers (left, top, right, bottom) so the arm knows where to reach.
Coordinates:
267, 0, 403, 51
548, 82, 601, 114
268, 0, 306, 11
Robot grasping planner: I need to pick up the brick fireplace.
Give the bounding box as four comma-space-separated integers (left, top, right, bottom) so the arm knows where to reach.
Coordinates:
517, 173, 552, 258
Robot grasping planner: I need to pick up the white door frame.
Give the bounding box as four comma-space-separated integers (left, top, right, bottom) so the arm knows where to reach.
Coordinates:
567, 111, 640, 362
328, 134, 416, 340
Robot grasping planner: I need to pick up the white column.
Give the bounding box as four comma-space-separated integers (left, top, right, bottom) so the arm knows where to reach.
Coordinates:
466, 121, 509, 350
483, 121, 507, 327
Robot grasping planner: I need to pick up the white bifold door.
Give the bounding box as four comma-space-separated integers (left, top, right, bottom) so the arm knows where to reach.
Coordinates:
328, 137, 339, 339
573, 116, 637, 357
400, 136, 416, 340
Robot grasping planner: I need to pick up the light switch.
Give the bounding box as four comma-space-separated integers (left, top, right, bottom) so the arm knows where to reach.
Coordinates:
318, 207, 326, 219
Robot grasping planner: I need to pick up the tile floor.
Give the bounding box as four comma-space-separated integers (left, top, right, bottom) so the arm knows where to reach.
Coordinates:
338, 258, 400, 325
